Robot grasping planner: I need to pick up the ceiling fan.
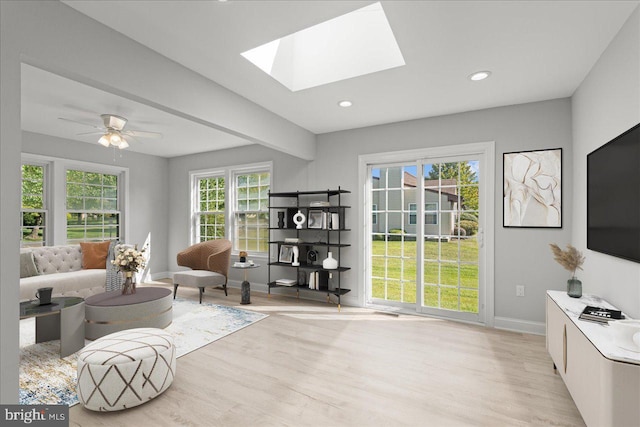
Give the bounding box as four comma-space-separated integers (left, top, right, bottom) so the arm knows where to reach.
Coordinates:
58, 114, 162, 149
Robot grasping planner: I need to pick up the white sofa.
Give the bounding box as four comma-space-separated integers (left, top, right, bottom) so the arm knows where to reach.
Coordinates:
20, 245, 107, 302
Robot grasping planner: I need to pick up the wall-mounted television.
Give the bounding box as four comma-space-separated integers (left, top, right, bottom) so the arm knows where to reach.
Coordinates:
587, 122, 640, 263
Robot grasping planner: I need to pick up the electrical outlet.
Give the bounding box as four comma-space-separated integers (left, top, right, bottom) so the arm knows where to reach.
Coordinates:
516, 285, 525, 297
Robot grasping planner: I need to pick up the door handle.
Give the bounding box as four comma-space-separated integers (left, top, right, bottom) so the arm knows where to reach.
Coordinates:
563, 324, 567, 374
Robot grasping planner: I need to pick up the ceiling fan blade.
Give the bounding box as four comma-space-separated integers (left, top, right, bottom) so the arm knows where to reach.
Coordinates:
76, 131, 105, 136
58, 117, 104, 130
122, 134, 141, 145
123, 130, 162, 139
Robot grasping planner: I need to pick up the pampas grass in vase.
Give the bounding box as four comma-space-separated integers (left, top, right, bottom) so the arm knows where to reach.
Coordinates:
549, 243, 585, 298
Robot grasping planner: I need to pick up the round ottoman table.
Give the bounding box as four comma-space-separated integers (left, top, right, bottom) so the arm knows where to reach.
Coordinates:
77, 328, 176, 411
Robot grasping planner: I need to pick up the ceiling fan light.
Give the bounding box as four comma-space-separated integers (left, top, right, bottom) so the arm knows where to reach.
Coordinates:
118, 139, 129, 149
109, 132, 122, 146
98, 135, 110, 147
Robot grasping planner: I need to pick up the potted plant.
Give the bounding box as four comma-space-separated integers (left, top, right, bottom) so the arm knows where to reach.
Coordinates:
549, 243, 585, 298
112, 245, 147, 295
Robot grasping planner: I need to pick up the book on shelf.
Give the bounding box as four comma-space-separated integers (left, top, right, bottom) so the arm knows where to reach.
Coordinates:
275, 278, 297, 286
578, 305, 625, 323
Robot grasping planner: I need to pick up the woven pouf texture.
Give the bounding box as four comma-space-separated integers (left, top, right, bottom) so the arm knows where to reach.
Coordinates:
77, 328, 176, 411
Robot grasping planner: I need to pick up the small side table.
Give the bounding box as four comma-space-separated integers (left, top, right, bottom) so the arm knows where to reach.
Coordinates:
20, 297, 85, 358
232, 264, 260, 304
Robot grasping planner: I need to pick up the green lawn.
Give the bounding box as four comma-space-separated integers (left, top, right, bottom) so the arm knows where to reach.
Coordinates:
371, 238, 479, 312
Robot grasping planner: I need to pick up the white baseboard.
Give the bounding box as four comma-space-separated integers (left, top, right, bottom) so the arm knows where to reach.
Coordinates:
494, 316, 545, 335
149, 271, 172, 281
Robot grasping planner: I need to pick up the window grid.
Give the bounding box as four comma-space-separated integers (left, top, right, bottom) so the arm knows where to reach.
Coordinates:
21, 164, 47, 247
234, 172, 270, 253
66, 170, 120, 243
370, 167, 415, 304
408, 202, 438, 225
195, 176, 226, 242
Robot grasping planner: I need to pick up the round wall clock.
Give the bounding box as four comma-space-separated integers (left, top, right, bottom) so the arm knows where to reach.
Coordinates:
307, 250, 318, 265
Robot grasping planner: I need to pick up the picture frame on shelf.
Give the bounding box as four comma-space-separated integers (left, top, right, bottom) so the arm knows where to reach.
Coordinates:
278, 245, 294, 263
307, 210, 324, 229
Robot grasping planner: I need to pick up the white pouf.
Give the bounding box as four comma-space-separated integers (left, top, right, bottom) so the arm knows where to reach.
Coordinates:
77, 328, 176, 411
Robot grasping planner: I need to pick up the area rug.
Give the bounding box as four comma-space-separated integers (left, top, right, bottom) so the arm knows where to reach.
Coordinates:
18, 297, 267, 406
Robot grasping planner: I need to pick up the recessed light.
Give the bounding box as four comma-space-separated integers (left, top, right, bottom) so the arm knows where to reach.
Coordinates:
469, 71, 491, 81
338, 100, 353, 108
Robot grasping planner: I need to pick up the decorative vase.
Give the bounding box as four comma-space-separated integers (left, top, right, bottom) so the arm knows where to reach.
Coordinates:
322, 252, 338, 270
567, 276, 582, 298
277, 211, 285, 229
293, 210, 306, 229
122, 271, 136, 295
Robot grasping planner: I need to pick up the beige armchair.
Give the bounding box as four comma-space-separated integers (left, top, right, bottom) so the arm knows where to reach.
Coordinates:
173, 239, 232, 303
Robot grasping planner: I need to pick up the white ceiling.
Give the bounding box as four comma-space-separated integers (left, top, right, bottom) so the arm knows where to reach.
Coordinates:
21, 64, 252, 158
21, 1, 639, 157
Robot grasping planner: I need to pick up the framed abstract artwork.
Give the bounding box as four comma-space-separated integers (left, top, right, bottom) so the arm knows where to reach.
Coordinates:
503, 148, 562, 228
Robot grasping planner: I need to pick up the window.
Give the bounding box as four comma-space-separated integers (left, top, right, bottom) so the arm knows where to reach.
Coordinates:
66, 169, 120, 243
425, 202, 438, 225
21, 163, 47, 247
190, 162, 271, 255
408, 202, 438, 225
194, 175, 226, 242
233, 170, 270, 253
372, 203, 378, 225
408, 203, 417, 225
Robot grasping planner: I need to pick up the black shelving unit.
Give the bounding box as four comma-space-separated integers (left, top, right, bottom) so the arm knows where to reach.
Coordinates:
268, 187, 351, 310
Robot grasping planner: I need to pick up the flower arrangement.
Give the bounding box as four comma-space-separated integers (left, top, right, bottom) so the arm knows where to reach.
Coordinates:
112, 246, 146, 274
549, 243, 585, 277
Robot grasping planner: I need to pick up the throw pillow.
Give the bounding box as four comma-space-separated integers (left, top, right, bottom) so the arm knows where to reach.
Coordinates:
80, 241, 111, 269
20, 251, 40, 278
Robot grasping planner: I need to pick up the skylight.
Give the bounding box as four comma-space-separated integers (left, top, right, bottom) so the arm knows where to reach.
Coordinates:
241, 2, 405, 92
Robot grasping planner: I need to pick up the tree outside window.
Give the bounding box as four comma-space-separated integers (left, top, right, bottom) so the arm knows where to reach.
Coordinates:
234, 171, 270, 253
21, 164, 47, 247
196, 176, 225, 242
66, 169, 120, 243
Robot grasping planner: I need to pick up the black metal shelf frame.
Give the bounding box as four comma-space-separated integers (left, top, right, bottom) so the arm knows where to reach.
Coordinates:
268, 187, 350, 310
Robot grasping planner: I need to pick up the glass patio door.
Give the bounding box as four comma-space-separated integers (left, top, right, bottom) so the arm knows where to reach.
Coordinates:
367, 154, 485, 323
419, 158, 481, 322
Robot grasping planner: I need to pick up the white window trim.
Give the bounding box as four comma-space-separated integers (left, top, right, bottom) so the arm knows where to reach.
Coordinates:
20, 159, 50, 247
190, 169, 226, 245
189, 161, 273, 257
21, 154, 129, 245
358, 141, 495, 327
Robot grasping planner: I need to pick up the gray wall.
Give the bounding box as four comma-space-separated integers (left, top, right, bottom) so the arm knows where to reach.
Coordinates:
167, 144, 309, 284
572, 6, 640, 318
314, 98, 574, 324
1, 0, 311, 401
22, 132, 170, 277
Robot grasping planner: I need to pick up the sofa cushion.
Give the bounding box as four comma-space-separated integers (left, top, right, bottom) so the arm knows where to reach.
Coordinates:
31, 245, 82, 274
80, 241, 111, 269
20, 269, 106, 301
20, 251, 40, 278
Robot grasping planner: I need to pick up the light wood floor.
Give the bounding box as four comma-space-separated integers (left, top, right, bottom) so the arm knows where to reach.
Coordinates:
70, 281, 584, 426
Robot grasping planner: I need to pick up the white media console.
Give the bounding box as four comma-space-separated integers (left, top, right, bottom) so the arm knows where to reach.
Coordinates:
546, 290, 640, 426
